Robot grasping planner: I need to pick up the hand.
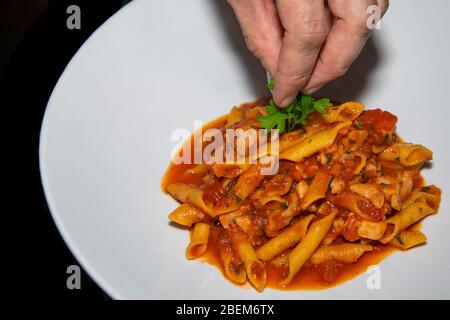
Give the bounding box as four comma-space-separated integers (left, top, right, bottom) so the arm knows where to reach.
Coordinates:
228, 0, 389, 107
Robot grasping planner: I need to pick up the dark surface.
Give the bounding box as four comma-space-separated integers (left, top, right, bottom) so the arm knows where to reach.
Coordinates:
2, 0, 124, 300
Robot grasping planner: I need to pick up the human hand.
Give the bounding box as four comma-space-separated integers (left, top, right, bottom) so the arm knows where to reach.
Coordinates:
228, 0, 389, 107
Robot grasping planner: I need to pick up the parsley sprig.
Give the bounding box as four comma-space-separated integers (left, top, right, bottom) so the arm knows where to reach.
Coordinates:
257, 79, 332, 134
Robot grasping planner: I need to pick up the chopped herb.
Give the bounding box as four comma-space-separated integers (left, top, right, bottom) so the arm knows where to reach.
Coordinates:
380, 182, 388, 188
421, 186, 431, 193
325, 153, 333, 163
281, 202, 289, 210
349, 139, 356, 145
257, 79, 332, 134
267, 77, 275, 91
233, 194, 242, 204
395, 234, 405, 246
384, 134, 390, 142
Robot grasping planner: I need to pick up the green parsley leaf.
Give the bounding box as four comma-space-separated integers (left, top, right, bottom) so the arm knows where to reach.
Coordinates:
257, 79, 332, 134
267, 77, 275, 91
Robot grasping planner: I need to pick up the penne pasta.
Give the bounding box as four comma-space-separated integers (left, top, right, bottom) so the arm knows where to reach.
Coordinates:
217, 229, 247, 284
227, 223, 267, 292
300, 171, 332, 210
214, 164, 265, 215
280, 211, 337, 286
167, 183, 214, 216
389, 230, 427, 250
310, 243, 373, 265
379, 143, 433, 167
322, 102, 364, 123
380, 202, 436, 244
168, 203, 205, 227
257, 215, 315, 261
186, 222, 210, 259
280, 122, 351, 162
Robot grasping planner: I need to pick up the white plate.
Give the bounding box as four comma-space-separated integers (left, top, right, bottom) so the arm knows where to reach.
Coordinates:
39, 0, 450, 299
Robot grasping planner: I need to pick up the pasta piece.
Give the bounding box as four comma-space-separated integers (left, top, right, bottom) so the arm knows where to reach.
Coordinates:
228, 223, 267, 292
380, 202, 436, 244
357, 220, 387, 240
389, 230, 427, 250
401, 185, 441, 211
280, 211, 337, 286
227, 106, 244, 125
256, 215, 315, 261
379, 143, 433, 167
399, 171, 414, 201
280, 122, 351, 162
310, 243, 373, 265
270, 254, 289, 268
279, 130, 304, 151
217, 229, 246, 284
322, 102, 364, 123
300, 171, 332, 210
168, 203, 205, 227
214, 164, 265, 215
186, 222, 210, 259
166, 183, 213, 215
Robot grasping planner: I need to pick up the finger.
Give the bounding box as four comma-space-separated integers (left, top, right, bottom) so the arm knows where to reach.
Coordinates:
303, 0, 388, 94
228, 0, 284, 75
272, 0, 330, 107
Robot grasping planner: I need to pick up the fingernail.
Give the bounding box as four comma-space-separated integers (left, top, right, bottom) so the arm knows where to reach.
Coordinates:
303, 86, 322, 95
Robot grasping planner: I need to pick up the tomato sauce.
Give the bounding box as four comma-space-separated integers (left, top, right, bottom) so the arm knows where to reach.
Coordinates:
161, 104, 423, 291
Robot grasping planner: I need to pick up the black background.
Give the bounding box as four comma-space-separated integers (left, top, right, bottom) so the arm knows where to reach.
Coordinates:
2, 0, 125, 300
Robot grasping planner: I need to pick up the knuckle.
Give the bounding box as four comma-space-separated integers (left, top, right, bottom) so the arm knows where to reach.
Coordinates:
295, 19, 329, 46
330, 61, 351, 78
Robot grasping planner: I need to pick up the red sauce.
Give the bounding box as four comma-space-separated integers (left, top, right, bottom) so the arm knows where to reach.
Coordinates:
162, 104, 425, 291
356, 109, 398, 144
